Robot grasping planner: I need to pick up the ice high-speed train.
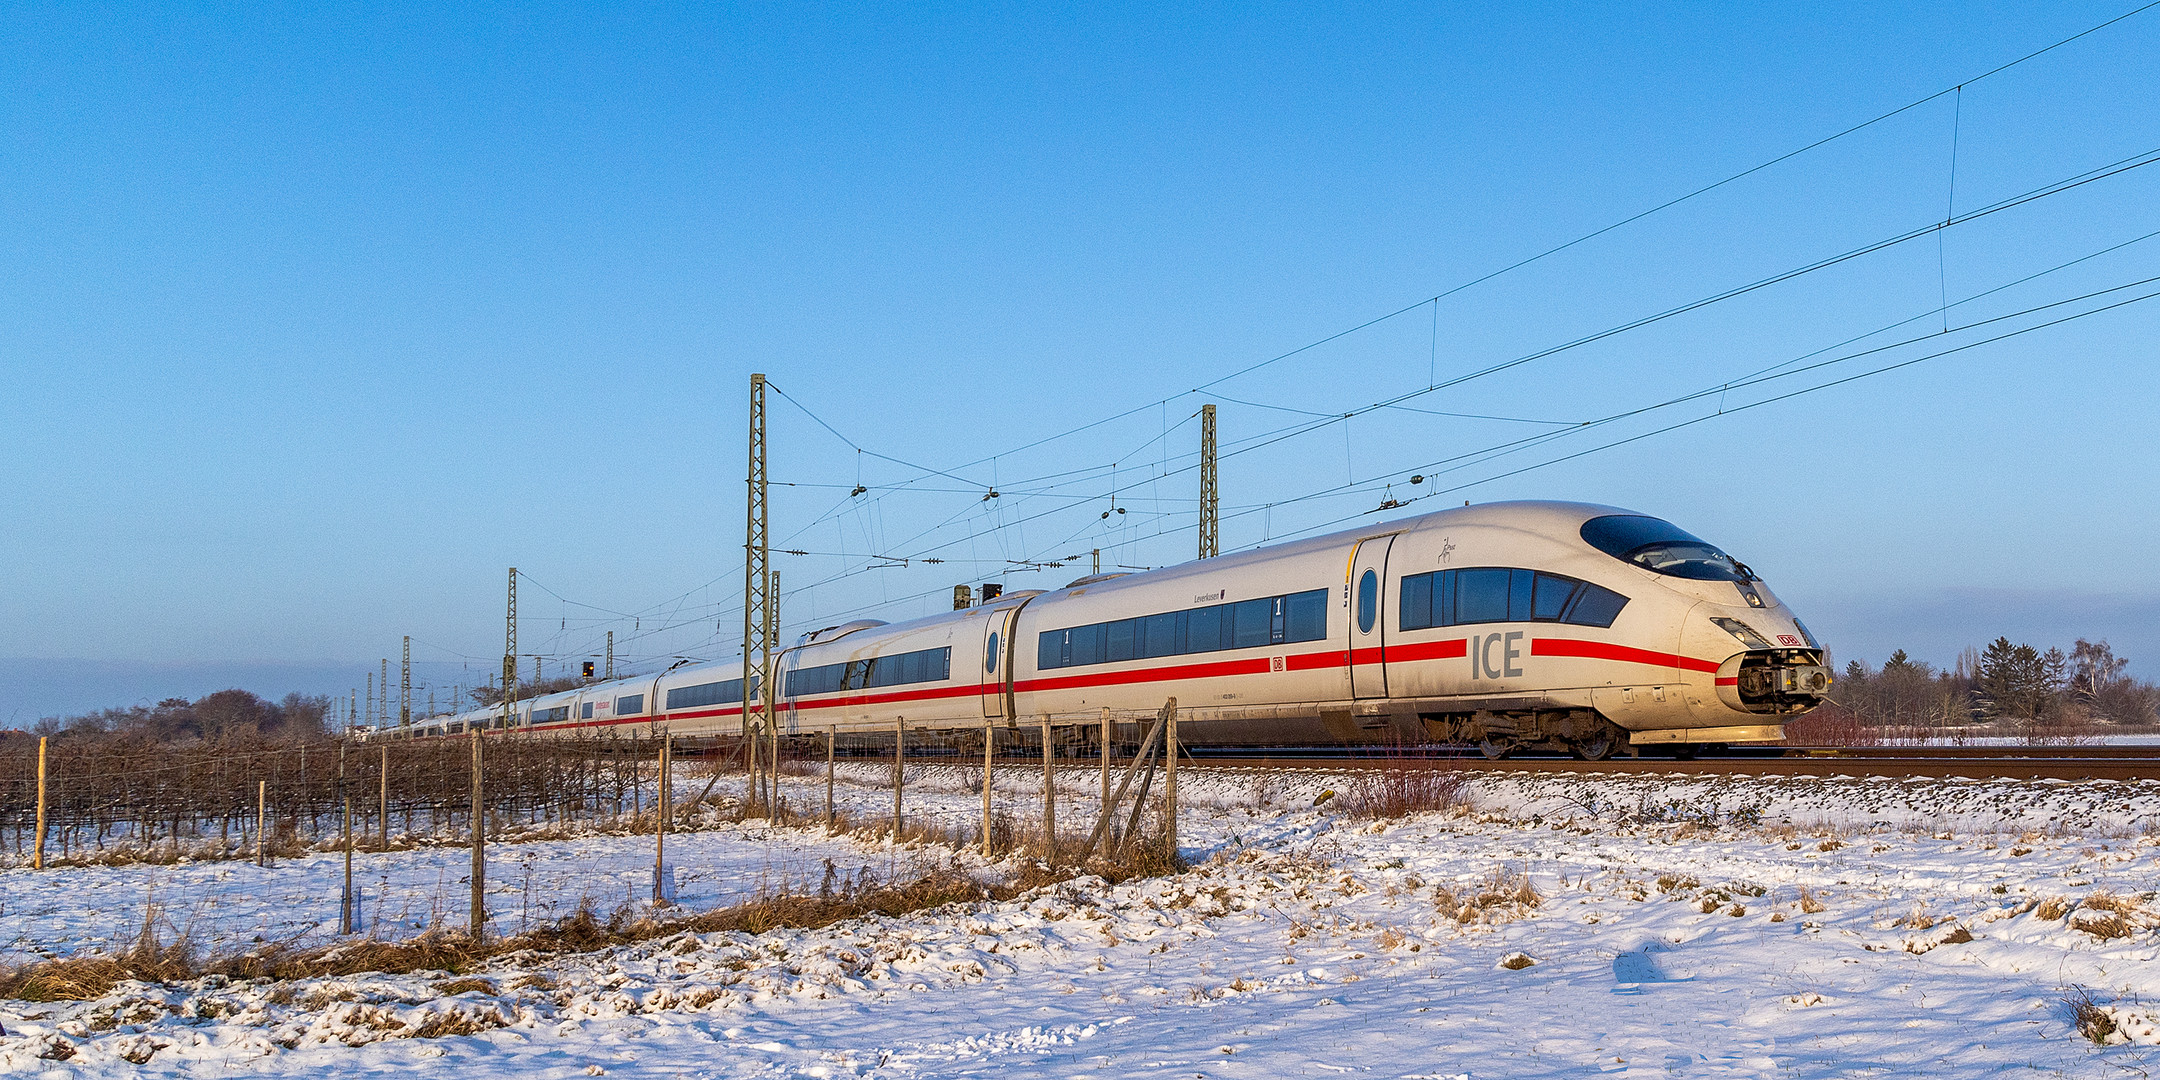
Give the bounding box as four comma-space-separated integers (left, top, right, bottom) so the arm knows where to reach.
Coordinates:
396, 502, 1831, 758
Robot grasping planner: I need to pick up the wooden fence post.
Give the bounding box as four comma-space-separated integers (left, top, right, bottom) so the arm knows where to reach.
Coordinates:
469, 730, 485, 938
892, 717, 905, 843
339, 742, 353, 933
1076, 700, 1173, 863
378, 743, 389, 848
825, 727, 836, 830
654, 733, 671, 901
256, 779, 266, 867
1041, 717, 1055, 857
33, 736, 47, 870
1164, 702, 1178, 860
1099, 708, 1110, 818
747, 726, 762, 816
768, 719, 780, 812
981, 718, 994, 857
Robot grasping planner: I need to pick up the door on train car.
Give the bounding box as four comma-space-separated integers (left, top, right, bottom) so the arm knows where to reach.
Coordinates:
982, 607, 1016, 718
1349, 535, 1397, 699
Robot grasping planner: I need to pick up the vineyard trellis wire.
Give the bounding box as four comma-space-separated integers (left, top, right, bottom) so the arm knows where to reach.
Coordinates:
0, 732, 685, 863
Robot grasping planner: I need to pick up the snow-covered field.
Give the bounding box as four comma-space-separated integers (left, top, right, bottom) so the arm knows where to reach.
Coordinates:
5, 762, 2160, 1077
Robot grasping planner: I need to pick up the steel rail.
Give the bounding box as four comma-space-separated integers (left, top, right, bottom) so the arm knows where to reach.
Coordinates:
1185, 754, 2160, 783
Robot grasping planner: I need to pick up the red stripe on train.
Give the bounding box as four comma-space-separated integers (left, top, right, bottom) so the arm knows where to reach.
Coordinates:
520, 636, 1718, 729
1532, 637, 1722, 674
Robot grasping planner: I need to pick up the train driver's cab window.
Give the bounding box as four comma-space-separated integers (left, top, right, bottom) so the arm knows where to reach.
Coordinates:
1580, 515, 1755, 582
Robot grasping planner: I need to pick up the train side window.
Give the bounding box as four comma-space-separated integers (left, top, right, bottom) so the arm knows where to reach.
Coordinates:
1507, 569, 1538, 622
931, 647, 951, 680
1285, 588, 1328, 642
1107, 618, 1138, 662
1071, 623, 1108, 666
1232, 597, 1273, 649
1532, 572, 1580, 621
1400, 572, 1433, 631
616, 694, 643, 715
1562, 582, 1629, 628
581, 702, 594, 719
1142, 612, 1178, 658
1185, 605, 1221, 655
1270, 596, 1287, 644
668, 678, 745, 709
1436, 570, 1455, 627
1038, 631, 1064, 670
1355, 570, 1379, 634
1455, 568, 1511, 624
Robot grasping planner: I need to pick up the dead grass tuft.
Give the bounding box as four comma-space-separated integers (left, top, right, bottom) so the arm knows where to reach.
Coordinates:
1797, 887, 1826, 914
1433, 865, 1542, 925
2067, 987, 2118, 1045
2035, 896, 2075, 921
2071, 911, 2134, 940
2079, 890, 2141, 915
1655, 874, 1699, 896
1341, 767, 1469, 819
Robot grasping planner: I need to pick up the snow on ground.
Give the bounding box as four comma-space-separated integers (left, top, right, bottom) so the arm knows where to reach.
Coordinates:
5, 761, 2160, 1077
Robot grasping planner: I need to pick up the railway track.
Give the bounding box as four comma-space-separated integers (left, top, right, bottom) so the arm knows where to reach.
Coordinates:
831, 742, 2160, 781
1178, 745, 2160, 782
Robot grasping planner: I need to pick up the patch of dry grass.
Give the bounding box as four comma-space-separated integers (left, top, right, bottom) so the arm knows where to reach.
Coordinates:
1433, 865, 1542, 925
0, 866, 1005, 1003
2067, 987, 2118, 1045
1341, 766, 1469, 819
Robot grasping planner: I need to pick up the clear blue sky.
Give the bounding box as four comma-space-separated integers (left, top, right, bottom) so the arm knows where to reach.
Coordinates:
4, 3, 2157, 720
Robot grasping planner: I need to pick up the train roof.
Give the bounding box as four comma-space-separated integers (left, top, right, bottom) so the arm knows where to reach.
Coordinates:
788, 500, 1638, 648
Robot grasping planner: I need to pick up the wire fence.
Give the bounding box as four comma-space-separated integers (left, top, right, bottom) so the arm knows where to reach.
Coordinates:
0, 732, 690, 863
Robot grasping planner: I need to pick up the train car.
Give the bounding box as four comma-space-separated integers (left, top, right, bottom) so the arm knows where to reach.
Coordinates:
383, 500, 1829, 757
773, 500, 1829, 757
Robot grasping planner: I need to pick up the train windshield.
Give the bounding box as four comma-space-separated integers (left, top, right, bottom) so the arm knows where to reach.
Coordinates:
1580, 515, 1755, 582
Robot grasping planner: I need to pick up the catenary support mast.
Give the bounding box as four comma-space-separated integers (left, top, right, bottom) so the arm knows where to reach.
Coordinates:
744, 374, 774, 803
1198, 403, 1218, 559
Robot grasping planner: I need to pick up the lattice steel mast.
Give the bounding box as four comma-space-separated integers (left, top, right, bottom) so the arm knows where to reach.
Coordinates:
502, 567, 518, 728
1198, 403, 1219, 559
744, 375, 774, 769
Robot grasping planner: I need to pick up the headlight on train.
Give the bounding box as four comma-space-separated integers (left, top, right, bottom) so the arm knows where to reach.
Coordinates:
1711, 617, 1774, 650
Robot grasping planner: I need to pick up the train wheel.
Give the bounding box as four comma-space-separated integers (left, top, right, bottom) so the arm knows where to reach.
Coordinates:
1571, 732, 1617, 761
1478, 738, 1513, 761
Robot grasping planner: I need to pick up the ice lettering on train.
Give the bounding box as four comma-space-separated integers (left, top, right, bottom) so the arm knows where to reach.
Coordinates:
1471, 631, 1525, 679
